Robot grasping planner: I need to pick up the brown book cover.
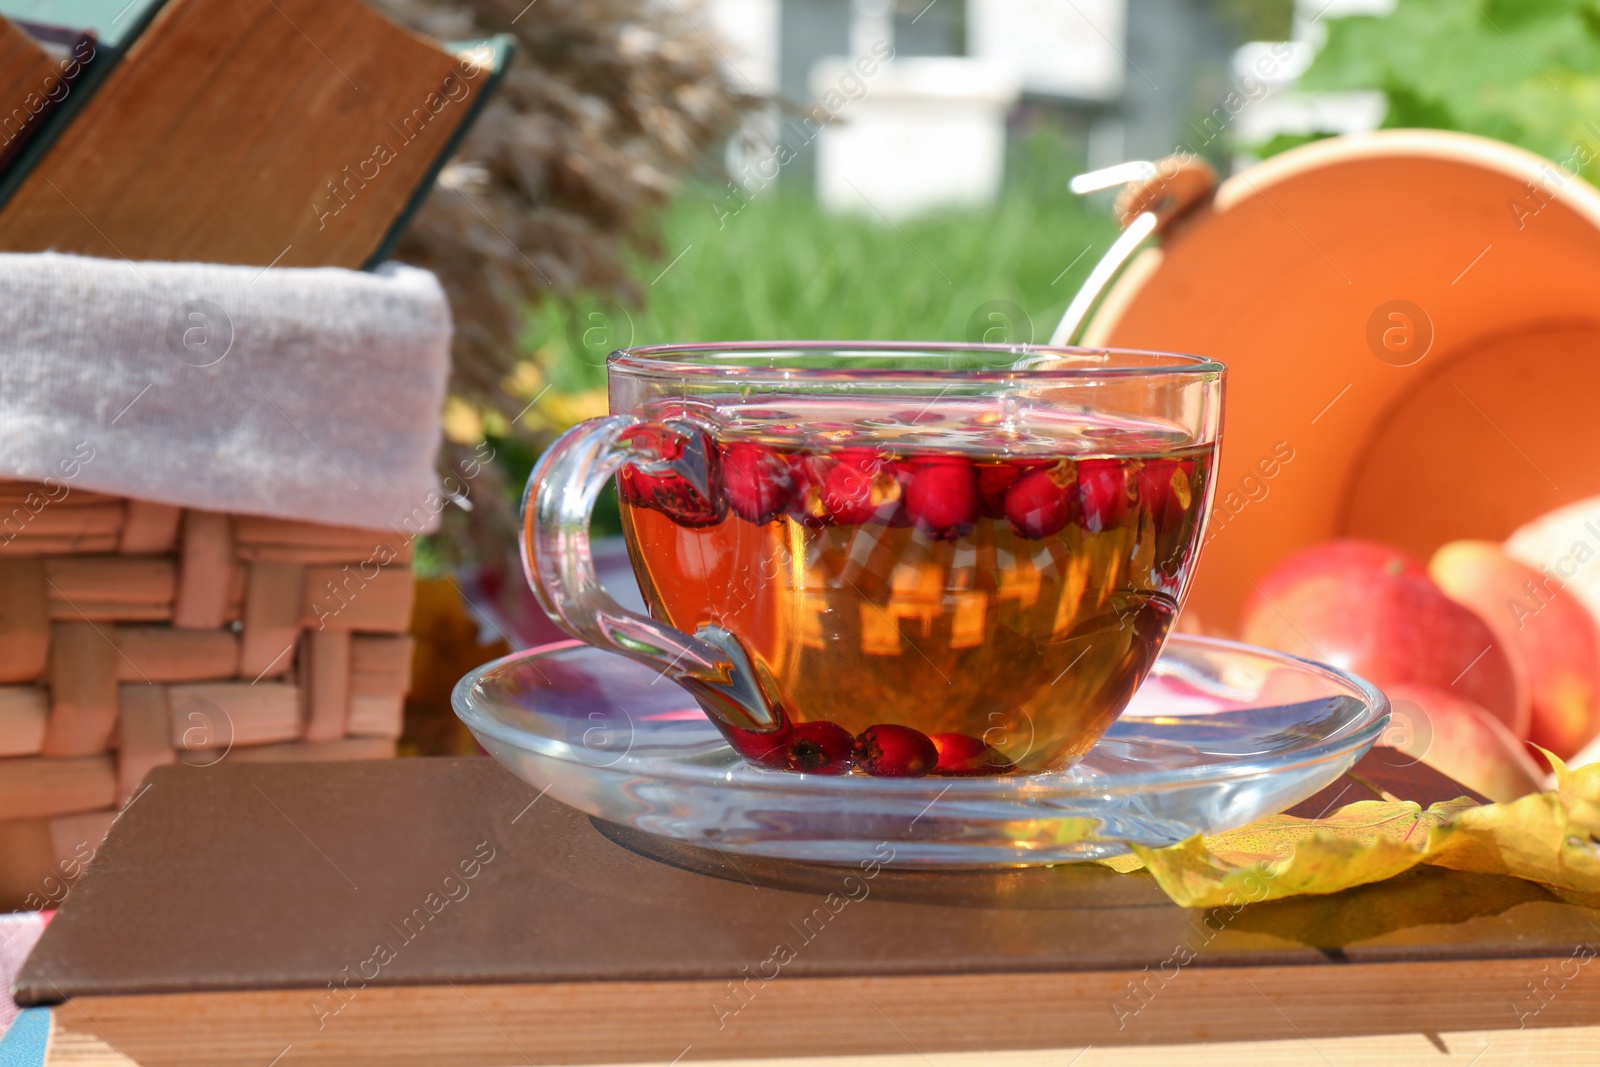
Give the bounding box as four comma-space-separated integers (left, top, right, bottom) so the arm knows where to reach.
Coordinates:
0, 0, 497, 268
0, 18, 63, 106
0, 19, 62, 134
13, 753, 1598, 1066
0, 16, 92, 177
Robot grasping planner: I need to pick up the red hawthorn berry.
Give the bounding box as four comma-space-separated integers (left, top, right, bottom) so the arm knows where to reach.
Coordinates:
1005, 465, 1074, 539
905, 459, 978, 539
616, 424, 726, 528
821, 452, 901, 525
722, 443, 793, 524
882, 462, 916, 527
781, 720, 855, 774
616, 468, 651, 507
1074, 459, 1131, 533
724, 721, 793, 768
976, 463, 1023, 518
618, 466, 726, 528
1135, 459, 1195, 526
929, 732, 1014, 776
850, 460, 916, 528
854, 724, 938, 777
784, 453, 833, 526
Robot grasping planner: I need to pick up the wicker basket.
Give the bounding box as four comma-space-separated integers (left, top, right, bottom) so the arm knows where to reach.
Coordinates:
0, 479, 415, 910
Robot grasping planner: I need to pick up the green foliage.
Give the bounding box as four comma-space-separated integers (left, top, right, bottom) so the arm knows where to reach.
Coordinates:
524, 140, 1119, 396
1284, 0, 1600, 178
1222, 0, 1296, 41
1250, 130, 1336, 160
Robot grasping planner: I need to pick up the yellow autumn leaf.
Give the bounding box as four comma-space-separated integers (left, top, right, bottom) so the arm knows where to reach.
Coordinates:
1123, 799, 1472, 909
1555, 754, 1600, 832
1425, 754, 1600, 893
1098, 852, 1144, 874
1106, 753, 1600, 907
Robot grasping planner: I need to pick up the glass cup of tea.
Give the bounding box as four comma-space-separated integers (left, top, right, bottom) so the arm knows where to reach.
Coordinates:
524, 343, 1223, 777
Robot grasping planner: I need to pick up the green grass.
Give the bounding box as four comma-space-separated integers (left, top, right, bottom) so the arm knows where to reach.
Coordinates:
528, 148, 1121, 396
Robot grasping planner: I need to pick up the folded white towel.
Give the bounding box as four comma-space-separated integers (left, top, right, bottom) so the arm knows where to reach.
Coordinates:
0, 252, 451, 531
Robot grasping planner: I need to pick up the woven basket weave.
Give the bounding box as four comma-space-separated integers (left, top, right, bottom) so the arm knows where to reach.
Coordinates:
0, 479, 415, 910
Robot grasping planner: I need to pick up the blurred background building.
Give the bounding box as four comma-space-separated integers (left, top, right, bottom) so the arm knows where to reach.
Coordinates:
707, 0, 1393, 218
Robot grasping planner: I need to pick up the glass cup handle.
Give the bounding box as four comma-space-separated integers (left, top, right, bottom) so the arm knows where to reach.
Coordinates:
521, 414, 782, 733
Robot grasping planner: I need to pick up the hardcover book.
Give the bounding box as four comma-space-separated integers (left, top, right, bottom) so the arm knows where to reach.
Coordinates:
0, 0, 512, 269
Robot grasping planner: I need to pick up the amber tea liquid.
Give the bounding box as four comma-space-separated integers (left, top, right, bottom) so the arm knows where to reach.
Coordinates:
618, 399, 1213, 776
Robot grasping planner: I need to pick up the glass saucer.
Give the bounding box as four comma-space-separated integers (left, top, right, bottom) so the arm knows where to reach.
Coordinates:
453, 634, 1388, 868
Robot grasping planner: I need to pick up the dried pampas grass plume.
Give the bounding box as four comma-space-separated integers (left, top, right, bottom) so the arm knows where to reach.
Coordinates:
375, 0, 755, 411
371, 0, 759, 562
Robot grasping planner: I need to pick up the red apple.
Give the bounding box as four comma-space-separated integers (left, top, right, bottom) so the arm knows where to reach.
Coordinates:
1430, 540, 1600, 758
1252, 538, 1430, 604
1241, 539, 1530, 736
1383, 684, 1545, 803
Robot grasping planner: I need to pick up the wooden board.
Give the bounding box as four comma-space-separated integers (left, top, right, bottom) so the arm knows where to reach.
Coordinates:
36, 972, 1600, 1067
39, 1031, 1600, 1067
